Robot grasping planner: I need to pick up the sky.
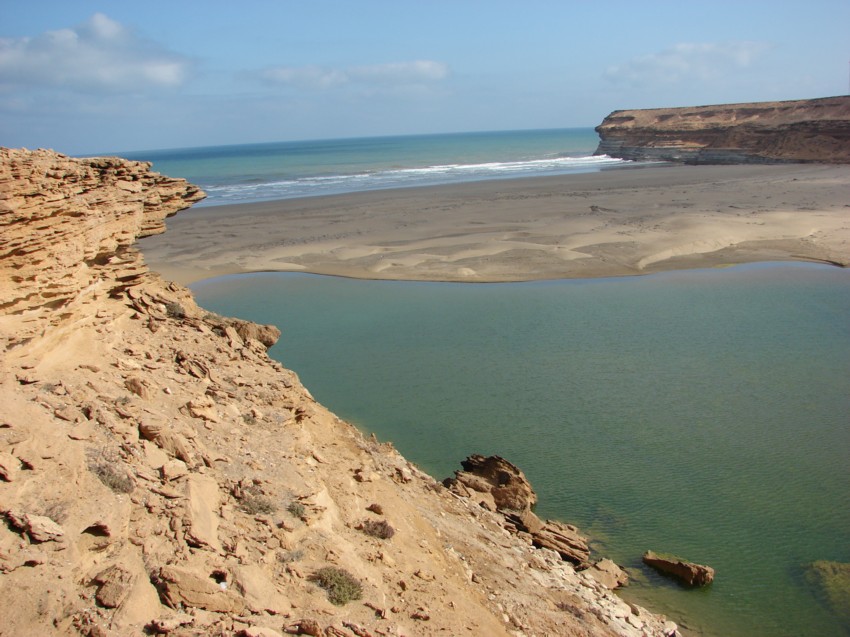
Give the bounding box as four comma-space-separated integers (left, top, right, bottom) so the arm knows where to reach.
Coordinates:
1, 0, 848, 155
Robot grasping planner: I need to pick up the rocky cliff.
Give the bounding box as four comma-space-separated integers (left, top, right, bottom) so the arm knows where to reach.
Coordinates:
0, 148, 678, 636
594, 95, 850, 164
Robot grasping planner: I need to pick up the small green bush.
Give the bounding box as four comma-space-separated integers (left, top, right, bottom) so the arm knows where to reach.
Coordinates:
312, 566, 362, 606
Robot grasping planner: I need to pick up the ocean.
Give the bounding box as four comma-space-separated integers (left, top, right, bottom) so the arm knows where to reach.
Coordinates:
120, 128, 628, 205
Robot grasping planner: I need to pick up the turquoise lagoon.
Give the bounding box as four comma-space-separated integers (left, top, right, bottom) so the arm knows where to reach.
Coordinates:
192, 263, 850, 637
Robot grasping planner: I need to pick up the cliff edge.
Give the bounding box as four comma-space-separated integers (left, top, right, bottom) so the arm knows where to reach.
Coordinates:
0, 148, 677, 636
595, 95, 850, 164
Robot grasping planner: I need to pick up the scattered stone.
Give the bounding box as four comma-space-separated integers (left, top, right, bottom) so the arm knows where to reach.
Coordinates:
586, 559, 629, 590
283, 619, 322, 635
643, 551, 715, 587
186, 396, 219, 422
230, 564, 288, 614
54, 405, 82, 422
4, 511, 66, 543
411, 607, 431, 620
0, 452, 20, 481
366, 503, 384, 515
93, 565, 135, 608
147, 613, 194, 633
184, 474, 223, 552
160, 458, 189, 482
238, 626, 285, 637
156, 565, 246, 613
124, 377, 151, 399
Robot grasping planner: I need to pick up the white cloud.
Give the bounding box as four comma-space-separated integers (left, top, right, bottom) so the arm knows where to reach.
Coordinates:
0, 13, 191, 93
604, 41, 771, 86
259, 60, 449, 90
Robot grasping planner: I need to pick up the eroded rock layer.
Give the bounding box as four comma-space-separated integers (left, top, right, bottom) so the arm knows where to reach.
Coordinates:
594, 95, 850, 164
0, 148, 204, 340
0, 148, 678, 637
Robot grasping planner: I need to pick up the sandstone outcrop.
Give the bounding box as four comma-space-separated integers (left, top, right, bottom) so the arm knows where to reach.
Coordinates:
445, 455, 619, 573
443, 454, 538, 511
642, 551, 715, 587
595, 95, 850, 164
0, 148, 678, 636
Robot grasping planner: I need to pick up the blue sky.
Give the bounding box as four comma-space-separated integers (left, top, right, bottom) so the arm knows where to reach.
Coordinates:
1, 1, 848, 154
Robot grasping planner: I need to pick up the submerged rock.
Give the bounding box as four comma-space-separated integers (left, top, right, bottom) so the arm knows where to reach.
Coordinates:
642, 551, 714, 587
805, 560, 850, 627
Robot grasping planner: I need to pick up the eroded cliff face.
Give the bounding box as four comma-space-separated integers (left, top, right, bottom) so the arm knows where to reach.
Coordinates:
0, 148, 678, 637
0, 148, 204, 345
595, 95, 850, 164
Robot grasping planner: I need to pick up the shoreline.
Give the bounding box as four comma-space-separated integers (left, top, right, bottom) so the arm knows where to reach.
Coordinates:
139, 164, 850, 286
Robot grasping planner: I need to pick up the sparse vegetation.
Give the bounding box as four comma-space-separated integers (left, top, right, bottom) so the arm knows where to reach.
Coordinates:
239, 493, 277, 515
165, 301, 186, 319
87, 448, 134, 494
357, 519, 395, 540
233, 480, 278, 515
278, 549, 304, 564
287, 501, 306, 518
312, 566, 362, 605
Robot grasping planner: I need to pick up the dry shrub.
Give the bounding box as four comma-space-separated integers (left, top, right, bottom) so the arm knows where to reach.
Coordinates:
357, 519, 395, 539
312, 566, 362, 605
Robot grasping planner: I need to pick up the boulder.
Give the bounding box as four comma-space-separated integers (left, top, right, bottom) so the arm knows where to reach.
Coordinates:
445, 455, 537, 512
642, 551, 714, 587
157, 565, 246, 613
530, 519, 591, 567
184, 474, 223, 552
586, 558, 629, 589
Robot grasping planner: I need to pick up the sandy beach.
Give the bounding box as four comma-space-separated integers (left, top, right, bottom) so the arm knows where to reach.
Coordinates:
139, 164, 850, 285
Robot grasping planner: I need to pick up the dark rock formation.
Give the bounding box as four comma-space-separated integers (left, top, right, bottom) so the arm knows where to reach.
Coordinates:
595, 95, 850, 164
444, 455, 595, 568
443, 454, 537, 512
642, 551, 715, 587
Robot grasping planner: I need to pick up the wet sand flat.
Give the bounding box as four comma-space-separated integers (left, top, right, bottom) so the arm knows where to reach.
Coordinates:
139, 164, 850, 284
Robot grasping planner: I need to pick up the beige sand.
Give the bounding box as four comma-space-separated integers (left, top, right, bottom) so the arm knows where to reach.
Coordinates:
139, 164, 850, 284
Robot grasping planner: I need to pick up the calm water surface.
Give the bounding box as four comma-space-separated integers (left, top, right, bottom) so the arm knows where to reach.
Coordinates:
192, 263, 850, 637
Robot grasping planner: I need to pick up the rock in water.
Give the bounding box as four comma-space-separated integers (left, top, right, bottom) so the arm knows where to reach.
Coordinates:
642, 551, 715, 587
805, 560, 850, 627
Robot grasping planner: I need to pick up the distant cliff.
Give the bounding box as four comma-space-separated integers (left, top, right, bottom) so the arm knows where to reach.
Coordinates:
594, 96, 850, 164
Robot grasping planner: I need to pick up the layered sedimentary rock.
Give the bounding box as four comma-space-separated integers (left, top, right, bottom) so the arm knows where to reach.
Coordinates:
445, 455, 631, 587
0, 148, 204, 340
0, 148, 678, 636
595, 95, 850, 164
